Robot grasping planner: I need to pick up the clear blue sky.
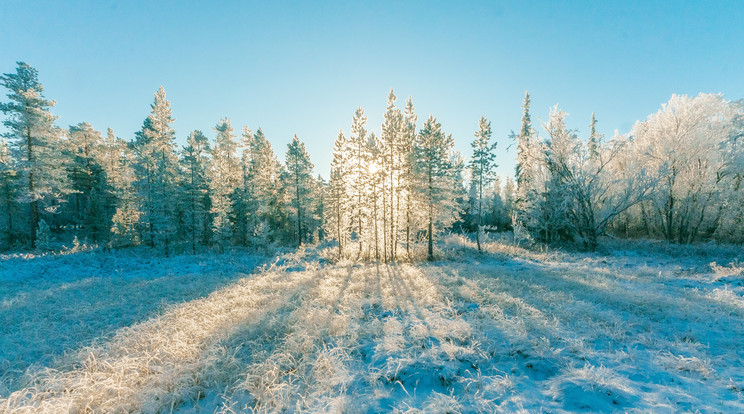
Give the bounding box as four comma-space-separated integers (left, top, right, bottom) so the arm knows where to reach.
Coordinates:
2, 0, 743, 179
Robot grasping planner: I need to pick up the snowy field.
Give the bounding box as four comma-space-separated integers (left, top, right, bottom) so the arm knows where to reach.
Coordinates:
2, 240, 744, 413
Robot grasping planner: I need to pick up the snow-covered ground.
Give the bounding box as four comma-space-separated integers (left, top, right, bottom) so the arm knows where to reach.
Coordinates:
2, 240, 743, 413
0, 249, 267, 399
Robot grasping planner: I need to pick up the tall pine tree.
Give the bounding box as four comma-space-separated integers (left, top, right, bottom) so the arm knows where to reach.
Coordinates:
468, 116, 497, 252
0, 62, 70, 248
283, 134, 314, 246
414, 115, 460, 260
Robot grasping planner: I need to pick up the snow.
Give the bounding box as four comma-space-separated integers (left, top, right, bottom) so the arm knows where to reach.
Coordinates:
0, 248, 267, 398
1, 240, 744, 412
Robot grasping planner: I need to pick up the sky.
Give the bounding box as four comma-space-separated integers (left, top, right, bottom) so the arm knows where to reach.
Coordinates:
1, 0, 743, 179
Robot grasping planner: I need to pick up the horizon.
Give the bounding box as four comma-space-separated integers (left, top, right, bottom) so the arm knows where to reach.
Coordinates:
2, 1, 743, 179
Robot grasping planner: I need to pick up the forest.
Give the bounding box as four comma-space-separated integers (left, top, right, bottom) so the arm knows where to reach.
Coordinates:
2, 62, 743, 258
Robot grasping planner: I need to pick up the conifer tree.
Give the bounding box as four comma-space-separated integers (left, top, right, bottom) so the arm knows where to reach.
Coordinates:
180, 130, 211, 253
469, 116, 498, 252
132, 86, 180, 254
106, 129, 140, 248
242, 127, 284, 244
514, 91, 535, 223
366, 132, 383, 259
208, 118, 240, 250
400, 97, 419, 257
327, 130, 350, 256
588, 112, 600, 159
283, 134, 314, 246
0, 62, 70, 248
381, 89, 404, 261
414, 115, 460, 260
0, 138, 18, 249
66, 122, 108, 241
348, 107, 369, 255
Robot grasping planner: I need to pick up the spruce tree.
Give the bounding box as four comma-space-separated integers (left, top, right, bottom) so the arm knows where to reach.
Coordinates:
208, 118, 240, 250
514, 91, 535, 224
588, 113, 601, 159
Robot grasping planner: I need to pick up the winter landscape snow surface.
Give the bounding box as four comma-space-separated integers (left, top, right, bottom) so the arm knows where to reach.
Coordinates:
1, 239, 744, 413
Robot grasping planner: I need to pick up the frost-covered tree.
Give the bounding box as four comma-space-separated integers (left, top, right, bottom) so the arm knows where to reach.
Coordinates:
283, 134, 314, 246
132, 86, 180, 254
104, 129, 140, 248
514, 91, 536, 224
501, 176, 516, 230
348, 107, 370, 255
0, 138, 18, 249
239, 127, 284, 245
400, 97, 420, 257
629, 93, 738, 243
66, 122, 109, 241
381, 88, 404, 261
413, 115, 461, 260
546, 117, 654, 249
327, 130, 350, 256
208, 118, 240, 250
180, 130, 211, 253
469, 116, 498, 252
0, 62, 70, 248
366, 132, 384, 259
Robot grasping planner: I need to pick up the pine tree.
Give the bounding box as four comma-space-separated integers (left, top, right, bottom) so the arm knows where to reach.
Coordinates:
400, 97, 419, 258
132, 86, 180, 254
469, 116, 498, 252
366, 132, 383, 260
327, 130, 350, 257
414, 115, 460, 260
180, 130, 211, 253
66, 122, 108, 241
0, 62, 70, 248
283, 134, 314, 246
208, 118, 240, 251
348, 107, 369, 255
311, 174, 327, 242
381, 88, 404, 261
106, 129, 140, 248
242, 127, 284, 245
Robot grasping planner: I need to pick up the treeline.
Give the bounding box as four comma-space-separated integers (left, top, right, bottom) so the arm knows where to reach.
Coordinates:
1, 62, 743, 257
0, 63, 324, 254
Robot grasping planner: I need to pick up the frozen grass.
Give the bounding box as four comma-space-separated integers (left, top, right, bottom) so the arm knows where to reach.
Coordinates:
2, 240, 744, 412
0, 249, 266, 398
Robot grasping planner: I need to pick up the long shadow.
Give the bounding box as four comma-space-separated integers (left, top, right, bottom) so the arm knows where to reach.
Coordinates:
445, 254, 744, 363
0, 254, 269, 398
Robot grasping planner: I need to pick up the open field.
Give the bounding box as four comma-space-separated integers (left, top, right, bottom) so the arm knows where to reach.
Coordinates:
2, 241, 744, 413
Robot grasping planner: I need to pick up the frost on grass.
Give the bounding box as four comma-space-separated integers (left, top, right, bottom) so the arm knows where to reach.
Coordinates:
2, 240, 744, 413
